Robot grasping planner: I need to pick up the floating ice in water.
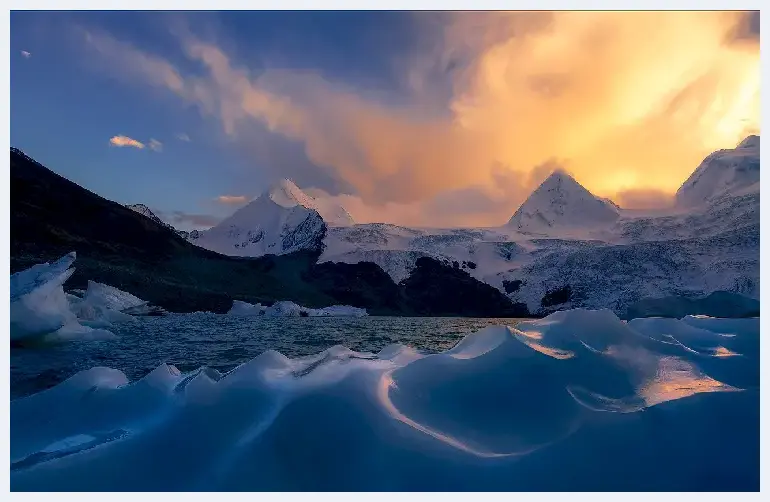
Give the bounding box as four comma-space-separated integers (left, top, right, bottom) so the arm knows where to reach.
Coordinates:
10, 308, 758, 491
229, 299, 367, 317
10, 253, 117, 343
227, 300, 267, 316
80, 281, 164, 316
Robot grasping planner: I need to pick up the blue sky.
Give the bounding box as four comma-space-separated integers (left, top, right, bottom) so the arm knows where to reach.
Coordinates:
10, 11, 759, 229
10, 11, 427, 228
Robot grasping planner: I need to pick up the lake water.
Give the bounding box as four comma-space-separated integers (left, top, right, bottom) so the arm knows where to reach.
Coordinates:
10, 314, 526, 399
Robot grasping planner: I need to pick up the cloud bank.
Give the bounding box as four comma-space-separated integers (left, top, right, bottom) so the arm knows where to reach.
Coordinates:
84, 11, 759, 226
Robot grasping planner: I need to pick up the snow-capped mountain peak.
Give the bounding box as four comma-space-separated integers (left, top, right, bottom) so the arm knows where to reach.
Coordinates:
263, 178, 354, 227
675, 135, 760, 207
506, 169, 619, 233
267, 178, 316, 209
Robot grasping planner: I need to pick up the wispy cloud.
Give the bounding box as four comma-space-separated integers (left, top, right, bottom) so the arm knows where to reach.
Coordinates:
149, 138, 163, 152
175, 132, 190, 142
215, 195, 248, 204
109, 135, 145, 149
20, 50, 31, 58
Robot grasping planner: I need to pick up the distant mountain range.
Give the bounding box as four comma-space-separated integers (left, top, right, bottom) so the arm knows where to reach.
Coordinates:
10, 147, 524, 317
128, 136, 759, 317
12, 135, 759, 317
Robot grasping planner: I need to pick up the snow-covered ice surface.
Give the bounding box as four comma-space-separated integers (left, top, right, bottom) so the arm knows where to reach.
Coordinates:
10, 253, 117, 343
228, 300, 367, 317
10, 309, 758, 491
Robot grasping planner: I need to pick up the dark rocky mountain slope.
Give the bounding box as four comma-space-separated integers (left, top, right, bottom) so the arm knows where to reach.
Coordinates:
10, 148, 528, 317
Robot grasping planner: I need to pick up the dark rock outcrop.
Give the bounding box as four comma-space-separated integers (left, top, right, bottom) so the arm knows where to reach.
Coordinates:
400, 257, 529, 317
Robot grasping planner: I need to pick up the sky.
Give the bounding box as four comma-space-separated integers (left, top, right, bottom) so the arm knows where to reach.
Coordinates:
10, 11, 760, 229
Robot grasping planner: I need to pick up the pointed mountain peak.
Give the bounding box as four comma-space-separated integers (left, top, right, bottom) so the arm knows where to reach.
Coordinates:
536, 168, 583, 190
266, 178, 314, 209
507, 170, 618, 232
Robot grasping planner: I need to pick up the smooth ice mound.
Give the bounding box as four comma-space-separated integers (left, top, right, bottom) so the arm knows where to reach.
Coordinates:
228, 299, 368, 317
10, 253, 116, 343
10, 309, 758, 491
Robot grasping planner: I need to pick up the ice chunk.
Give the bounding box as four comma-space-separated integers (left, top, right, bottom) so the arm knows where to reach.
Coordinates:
10, 253, 117, 343
237, 300, 368, 317
227, 300, 267, 316
81, 281, 147, 312
10, 253, 77, 340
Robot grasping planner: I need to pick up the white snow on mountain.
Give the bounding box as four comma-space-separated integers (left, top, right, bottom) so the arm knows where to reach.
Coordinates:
191, 179, 355, 257
264, 178, 355, 227
194, 193, 325, 258
189, 137, 759, 316
675, 135, 759, 208
506, 170, 620, 235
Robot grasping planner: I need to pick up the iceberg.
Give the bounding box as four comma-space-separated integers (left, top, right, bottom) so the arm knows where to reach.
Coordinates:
80, 281, 164, 316
229, 299, 368, 317
10, 309, 757, 491
227, 300, 267, 316
10, 253, 117, 343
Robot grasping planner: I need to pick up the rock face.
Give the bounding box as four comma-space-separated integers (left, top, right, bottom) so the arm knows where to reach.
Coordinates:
400, 257, 529, 317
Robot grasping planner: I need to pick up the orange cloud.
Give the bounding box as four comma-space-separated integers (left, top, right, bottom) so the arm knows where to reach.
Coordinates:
109, 135, 145, 149
215, 195, 248, 204
84, 12, 759, 226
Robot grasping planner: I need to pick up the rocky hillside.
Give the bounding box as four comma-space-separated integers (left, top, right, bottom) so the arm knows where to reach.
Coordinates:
10, 148, 527, 317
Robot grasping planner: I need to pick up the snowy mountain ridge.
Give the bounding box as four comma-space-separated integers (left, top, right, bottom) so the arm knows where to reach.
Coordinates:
675, 135, 760, 208
182, 136, 759, 315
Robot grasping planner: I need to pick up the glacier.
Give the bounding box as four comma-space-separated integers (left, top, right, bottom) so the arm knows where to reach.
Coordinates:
228, 300, 368, 317
9, 308, 758, 491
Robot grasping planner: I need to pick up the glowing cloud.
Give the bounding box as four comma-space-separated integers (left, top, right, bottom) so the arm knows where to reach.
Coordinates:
84, 12, 759, 226
20, 50, 31, 58
109, 135, 145, 149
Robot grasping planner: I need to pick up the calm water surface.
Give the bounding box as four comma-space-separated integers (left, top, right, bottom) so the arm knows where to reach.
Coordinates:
10, 314, 526, 399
